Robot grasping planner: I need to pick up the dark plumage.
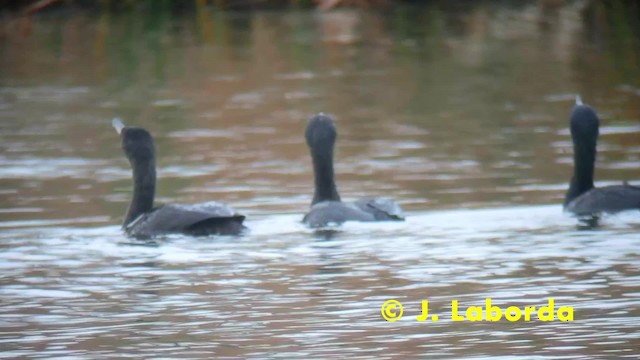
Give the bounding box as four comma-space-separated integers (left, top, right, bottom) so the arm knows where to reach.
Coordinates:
112, 119, 245, 238
563, 98, 640, 215
302, 113, 404, 227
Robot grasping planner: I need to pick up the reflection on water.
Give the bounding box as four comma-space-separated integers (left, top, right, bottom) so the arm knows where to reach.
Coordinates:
1, 208, 639, 358
1, 1, 640, 358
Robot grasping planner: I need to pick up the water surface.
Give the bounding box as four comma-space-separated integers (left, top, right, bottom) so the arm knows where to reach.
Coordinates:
1, 1, 640, 358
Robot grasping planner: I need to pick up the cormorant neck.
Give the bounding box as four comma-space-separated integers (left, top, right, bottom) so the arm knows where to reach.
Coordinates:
565, 139, 595, 206
310, 145, 341, 205
124, 159, 156, 227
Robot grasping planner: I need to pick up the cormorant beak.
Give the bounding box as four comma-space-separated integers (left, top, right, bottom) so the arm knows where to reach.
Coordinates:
112, 118, 126, 135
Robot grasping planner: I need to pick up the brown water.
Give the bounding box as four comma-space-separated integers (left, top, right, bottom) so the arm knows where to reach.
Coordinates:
1, 1, 640, 358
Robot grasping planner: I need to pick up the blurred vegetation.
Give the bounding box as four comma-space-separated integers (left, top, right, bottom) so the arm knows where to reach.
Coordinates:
1, 0, 639, 99
0, 0, 638, 20
4, 0, 406, 13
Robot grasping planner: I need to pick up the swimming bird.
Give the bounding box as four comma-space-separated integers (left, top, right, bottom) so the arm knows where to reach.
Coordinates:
112, 118, 245, 238
564, 97, 640, 215
302, 113, 404, 227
